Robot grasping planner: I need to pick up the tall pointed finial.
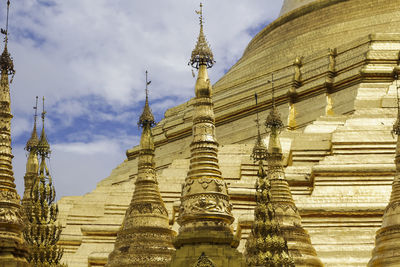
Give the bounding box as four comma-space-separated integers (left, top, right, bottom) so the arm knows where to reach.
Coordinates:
37, 96, 50, 156
25, 96, 39, 152
1, 0, 10, 44
266, 73, 284, 132
251, 93, 267, 161
138, 71, 155, 128
0, 0, 15, 77
34, 95, 38, 122
197, 3, 204, 27
189, 2, 215, 69
271, 73, 276, 108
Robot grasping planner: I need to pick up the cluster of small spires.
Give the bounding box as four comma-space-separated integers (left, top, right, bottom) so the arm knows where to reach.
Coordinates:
23, 96, 65, 266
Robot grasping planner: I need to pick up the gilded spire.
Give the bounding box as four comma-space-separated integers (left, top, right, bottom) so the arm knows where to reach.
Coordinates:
266, 74, 284, 132
0, 0, 30, 265
106, 73, 175, 267
22, 97, 40, 207
189, 3, 215, 69
23, 97, 65, 267
245, 93, 294, 267
169, 4, 244, 266
0, 0, 15, 78
37, 96, 50, 157
138, 70, 155, 127
251, 93, 267, 162
25, 96, 39, 152
368, 69, 400, 266
264, 75, 323, 266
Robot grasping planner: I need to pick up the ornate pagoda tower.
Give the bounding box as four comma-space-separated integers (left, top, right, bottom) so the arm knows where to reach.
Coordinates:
105, 72, 175, 267
368, 70, 400, 267
23, 98, 64, 266
169, 4, 245, 267
245, 94, 294, 267
22, 97, 39, 208
265, 81, 323, 266
0, 1, 30, 266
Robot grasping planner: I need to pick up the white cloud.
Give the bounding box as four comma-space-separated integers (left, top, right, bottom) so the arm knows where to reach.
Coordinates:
5, 0, 284, 198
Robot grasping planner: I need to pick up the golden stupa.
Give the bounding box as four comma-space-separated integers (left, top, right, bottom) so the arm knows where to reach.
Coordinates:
54, 0, 400, 266
105, 73, 175, 267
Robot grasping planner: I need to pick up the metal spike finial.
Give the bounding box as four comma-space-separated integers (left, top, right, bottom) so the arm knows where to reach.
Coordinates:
252, 92, 267, 162
189, 2, 215, 69
0, 0, 15, 77
265, 73, 285, 131
197, 3, 204, 27
37, 96, 50, 156
1, 0, 10, 44
25, 96, 39, 152
138, 71, 155, 128
34, 96, 38, 123
41, 96, 46, 122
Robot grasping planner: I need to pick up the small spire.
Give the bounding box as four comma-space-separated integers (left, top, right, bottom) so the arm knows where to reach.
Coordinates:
189, 3, 215, 69
265, 73, 285, 131
251, 93, 267, 161
25, 96, 39, 152
37, 96, 50, 156
0, 0, 15, 77
138, 71, 155, 128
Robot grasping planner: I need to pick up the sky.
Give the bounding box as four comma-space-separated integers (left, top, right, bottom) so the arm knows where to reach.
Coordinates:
0, 0, 284, 199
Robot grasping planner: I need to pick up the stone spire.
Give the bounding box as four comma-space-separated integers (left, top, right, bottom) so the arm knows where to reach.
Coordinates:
106, 72, 175, 267
0, 1, 30, 266
169, 4, 244, 266
368, 69, 400, 266
245, 93, 294, 267
22, 96, 39, 207
265, 78, 323, 267
24, 97, 65, 267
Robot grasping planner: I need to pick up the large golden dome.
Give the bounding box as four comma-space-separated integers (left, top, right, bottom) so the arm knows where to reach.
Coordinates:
214, 0, 400, 94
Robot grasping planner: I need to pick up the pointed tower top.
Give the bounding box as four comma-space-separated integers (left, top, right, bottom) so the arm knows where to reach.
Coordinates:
138, 70, 155, 128
25, 96, 39, 152
251, 93, 267, 162
0, 0, 15, 76
189, 3, 215, 69
265, 73, 285, 131
37, 97, 50, 156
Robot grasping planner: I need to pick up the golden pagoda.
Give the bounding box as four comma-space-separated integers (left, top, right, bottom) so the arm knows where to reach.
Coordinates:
0, 1, 30, 266
56, 1, 400, 266
264, 81, 323, 266
245, 94, 294, 267
105, 72, 175, 267
368, 69, 400, 266
23, 97, 65, 267
22, 96, 39, 208
168, 4, 245, 266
